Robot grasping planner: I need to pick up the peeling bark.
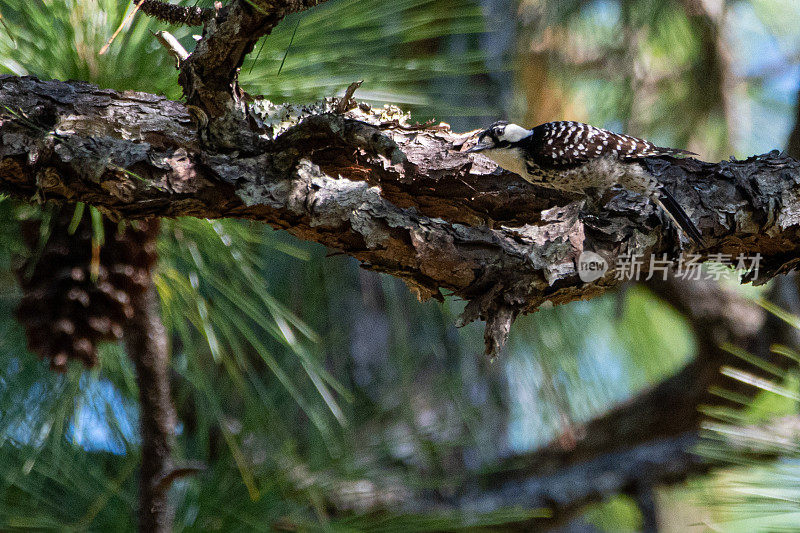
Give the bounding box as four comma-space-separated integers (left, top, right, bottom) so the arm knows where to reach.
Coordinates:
138, 0, 214, 27
2, 75, 800, 354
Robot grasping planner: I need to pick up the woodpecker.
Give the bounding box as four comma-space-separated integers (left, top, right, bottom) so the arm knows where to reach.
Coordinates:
466, 120, 704, 246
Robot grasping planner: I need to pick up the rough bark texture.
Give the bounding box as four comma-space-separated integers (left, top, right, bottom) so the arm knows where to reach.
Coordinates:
125, 281, 176, 533
177, 0, 328, 149
2, 74, 800, 355
138, 0, 215, 27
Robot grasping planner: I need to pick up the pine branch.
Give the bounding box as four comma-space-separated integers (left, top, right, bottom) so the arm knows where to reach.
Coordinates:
138, 0, 215, 26
2, 75, 800, 355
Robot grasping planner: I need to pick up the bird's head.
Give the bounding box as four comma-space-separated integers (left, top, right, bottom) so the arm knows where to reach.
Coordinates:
466, 121, 531, 153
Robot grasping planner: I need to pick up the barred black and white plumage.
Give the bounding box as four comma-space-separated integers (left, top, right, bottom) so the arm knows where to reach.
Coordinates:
466, 120, 704, 246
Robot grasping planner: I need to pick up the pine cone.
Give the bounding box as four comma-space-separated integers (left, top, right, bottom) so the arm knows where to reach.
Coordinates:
15, 206, 159, 371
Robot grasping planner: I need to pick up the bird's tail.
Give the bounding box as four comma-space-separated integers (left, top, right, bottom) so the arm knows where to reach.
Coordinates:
652, 188, 705, 247
651, 146, 697, 157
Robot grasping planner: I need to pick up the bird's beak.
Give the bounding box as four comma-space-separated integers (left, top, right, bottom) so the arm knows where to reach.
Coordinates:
465, 142, 492, 153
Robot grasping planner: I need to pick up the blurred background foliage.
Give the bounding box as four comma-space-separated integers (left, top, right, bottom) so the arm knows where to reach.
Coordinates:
0, 0, 799, 530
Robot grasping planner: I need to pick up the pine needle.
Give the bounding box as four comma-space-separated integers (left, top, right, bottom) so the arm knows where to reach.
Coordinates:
67, 203, 85, 235
248, 37, 268, 75
0, 12, 17, 48
99, 0, 145, 55
277, 13, 303, 76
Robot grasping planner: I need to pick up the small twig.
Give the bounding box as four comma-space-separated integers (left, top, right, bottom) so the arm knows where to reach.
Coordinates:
153, 463, 207, 494
100, 0, 145, 55
152, 30, 190, 63
336, 80, 363, 114
138, 0, 216, 26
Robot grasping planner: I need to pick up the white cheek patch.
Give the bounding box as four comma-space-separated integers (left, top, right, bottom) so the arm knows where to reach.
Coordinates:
498, 124, 531, 143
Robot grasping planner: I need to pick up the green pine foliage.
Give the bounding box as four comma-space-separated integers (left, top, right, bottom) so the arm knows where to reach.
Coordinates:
0, 0, 799, 530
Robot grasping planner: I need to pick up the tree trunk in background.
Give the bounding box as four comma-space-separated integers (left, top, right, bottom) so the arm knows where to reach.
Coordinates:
125, 278, 176, 533
109, 219, 177, 533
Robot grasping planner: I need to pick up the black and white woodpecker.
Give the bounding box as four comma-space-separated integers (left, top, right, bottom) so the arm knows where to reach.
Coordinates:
466, 120, 704, 246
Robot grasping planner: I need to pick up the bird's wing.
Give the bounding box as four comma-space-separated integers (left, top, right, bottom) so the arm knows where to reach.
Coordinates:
532, 121, 696, 166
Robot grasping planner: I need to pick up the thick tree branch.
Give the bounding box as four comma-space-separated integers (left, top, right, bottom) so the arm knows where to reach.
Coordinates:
314, 297, 800, 529
287, 432, 704, 530
2, 75, 800, 354
456, 433, 706, 530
